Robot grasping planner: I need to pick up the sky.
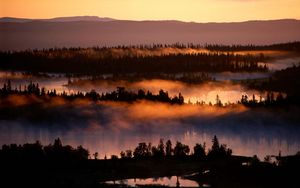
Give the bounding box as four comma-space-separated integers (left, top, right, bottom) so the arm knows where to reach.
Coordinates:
1, 0, 300, 22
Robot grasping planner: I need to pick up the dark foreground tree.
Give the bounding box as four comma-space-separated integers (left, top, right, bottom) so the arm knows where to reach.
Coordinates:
174, 142, 190, 157
207, 135, 232, 159
193, 143, 206, 158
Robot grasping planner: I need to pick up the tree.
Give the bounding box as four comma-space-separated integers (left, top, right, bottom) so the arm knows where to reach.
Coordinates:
53, 137, 62, 149
166, 140, 173, 157
208, 135, 232, 159
211, 135, 220, 152
215, 95, 222, 106
174, 141, 190, 157
157, 139, 165, 157
178, 93, 184, 104
76, 145, 89, 160
151, 146, 160, 158
126, 150, 133, 158
264, 155, 271, 163
133, 142, 152, 158
120, 151, 126, 159
93, 152, 99, 160
193, 143, 206, 158
252, 94, 256, 103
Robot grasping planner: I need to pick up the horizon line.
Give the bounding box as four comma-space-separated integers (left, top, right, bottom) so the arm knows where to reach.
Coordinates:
1, 15, 299, 24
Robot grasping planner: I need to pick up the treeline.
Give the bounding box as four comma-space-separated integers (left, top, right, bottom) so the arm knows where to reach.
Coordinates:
116, 136, 232, 160
0, 81, 184, 104
193, 92, 290, 107
205, 41, 300, 52
1, 80, 297, 107
0, 50, 268, 74
0, 138, 89, 162
1, 41, 298, 53
239, 93, 287, 107
68, 72, 214, 85
0, 136, 232, 162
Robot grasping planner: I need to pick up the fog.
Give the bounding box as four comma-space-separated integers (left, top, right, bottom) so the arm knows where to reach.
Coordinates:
212, 72, 271, 81
1, 59, 300, 159
267, 56, 300, 70
0, 70, 269, 104
67, 79, 266, 104
0, 98, 299, 159
104, 47, 210, 57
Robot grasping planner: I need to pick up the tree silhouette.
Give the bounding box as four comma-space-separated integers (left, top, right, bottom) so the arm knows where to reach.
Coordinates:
166, 140, 173, 157
133, 142, 152, 159
215, 95, 222, 106
211, 135, 220, 151
193, 143, 206, 158
93, 152, 99, 160
126, 150, 133, 158
0, 138, 90, 162
174, 142, 190, 157
208, 135, 232, 159
54, 137, 62, 148
157, 139, 165, 157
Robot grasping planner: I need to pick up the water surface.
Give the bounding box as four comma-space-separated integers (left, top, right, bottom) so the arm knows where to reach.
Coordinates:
0, 70, 299, 159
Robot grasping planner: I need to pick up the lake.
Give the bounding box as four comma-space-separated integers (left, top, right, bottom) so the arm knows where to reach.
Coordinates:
0, 70, 300, 160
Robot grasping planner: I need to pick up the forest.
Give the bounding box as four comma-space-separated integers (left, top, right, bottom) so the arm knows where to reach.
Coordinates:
0, 44, 272, 74
1, 42, 299, 75
204, 41, 300, 52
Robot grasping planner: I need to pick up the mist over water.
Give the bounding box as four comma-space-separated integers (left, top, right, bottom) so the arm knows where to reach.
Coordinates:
212, 72, 271, 81
65, 79, 267, 104
0, 70, 267, 104
0, 52, 300, 160
0, 100, 299, 159
267, 56, 300, 70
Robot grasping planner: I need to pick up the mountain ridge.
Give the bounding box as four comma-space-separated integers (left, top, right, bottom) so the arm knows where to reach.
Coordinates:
0, 16, 299, 24
0, 16, 116, 23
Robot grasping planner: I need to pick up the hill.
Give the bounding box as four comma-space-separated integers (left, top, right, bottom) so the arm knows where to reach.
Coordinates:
0, 18, 300, 50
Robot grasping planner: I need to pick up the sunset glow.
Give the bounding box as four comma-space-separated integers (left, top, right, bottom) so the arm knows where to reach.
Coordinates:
1, 0, 300, 22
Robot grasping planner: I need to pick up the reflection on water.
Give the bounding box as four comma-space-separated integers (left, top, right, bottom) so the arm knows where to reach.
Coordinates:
104, 176, 199, 187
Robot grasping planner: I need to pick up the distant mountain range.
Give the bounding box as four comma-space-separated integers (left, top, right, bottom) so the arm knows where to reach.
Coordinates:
0, 16, 300, 50
0, 16, 116, 23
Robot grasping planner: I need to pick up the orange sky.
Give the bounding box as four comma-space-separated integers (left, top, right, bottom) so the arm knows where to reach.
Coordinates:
1, 0, 300, 22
